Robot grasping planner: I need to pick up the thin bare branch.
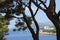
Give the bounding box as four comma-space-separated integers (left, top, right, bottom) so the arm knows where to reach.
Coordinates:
39, 0, 47, 9
33, 3, 41, 16
31, 0, 46, 11
34, 8, 39, 16
28, 6, 39, 35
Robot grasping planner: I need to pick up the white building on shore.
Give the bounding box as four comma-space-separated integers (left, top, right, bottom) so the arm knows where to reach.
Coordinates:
44, 26, 55, 30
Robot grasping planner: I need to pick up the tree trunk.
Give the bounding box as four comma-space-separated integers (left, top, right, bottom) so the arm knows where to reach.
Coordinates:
45, 12, 60, 40
28, 6, 39, 40
44, 10, 60, 40
52, 19, 60, 40
48, 16, 60, 40
22, 12, 39, 40
32, 34, 39, 40
56, 24, 60, 40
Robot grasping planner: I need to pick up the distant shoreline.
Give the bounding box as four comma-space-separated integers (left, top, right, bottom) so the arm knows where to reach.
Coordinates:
39, 32, 56, 35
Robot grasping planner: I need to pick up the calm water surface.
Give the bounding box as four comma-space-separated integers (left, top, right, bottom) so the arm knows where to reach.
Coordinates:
5, 30, 57, 40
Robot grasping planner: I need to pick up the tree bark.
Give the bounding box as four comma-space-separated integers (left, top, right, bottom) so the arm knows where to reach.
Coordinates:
51, 18, 60, 40
51, 19, 60, 40
55, 22, 60, 40
22, 12, 39, 40
32, 34, 39, 40
43, 0, 60, 39
28, 6, 39, 40
44, 11, 60, 40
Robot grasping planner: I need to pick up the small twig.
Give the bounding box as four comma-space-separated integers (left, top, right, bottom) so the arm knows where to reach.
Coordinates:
39, 0, 47, 9
33, 3, 41, 16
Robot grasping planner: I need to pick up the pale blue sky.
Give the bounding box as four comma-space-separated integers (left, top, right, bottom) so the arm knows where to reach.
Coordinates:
8, 0, 60, 29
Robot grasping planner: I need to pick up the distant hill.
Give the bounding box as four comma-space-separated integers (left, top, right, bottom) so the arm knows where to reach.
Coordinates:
31, 22, 54, 29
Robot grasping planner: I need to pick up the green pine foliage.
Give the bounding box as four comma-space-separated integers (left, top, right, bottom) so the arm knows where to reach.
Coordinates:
0, 16, 9, 40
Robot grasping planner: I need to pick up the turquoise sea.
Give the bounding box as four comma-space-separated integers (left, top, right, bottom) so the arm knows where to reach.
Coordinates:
5, 30, 57, 40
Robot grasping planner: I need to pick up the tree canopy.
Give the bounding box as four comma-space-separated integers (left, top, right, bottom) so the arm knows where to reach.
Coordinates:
0, 0, 60, 40
0, 15, 9, 40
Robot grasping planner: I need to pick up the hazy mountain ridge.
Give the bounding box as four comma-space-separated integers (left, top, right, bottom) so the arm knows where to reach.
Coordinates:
31, 22, 54, 29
